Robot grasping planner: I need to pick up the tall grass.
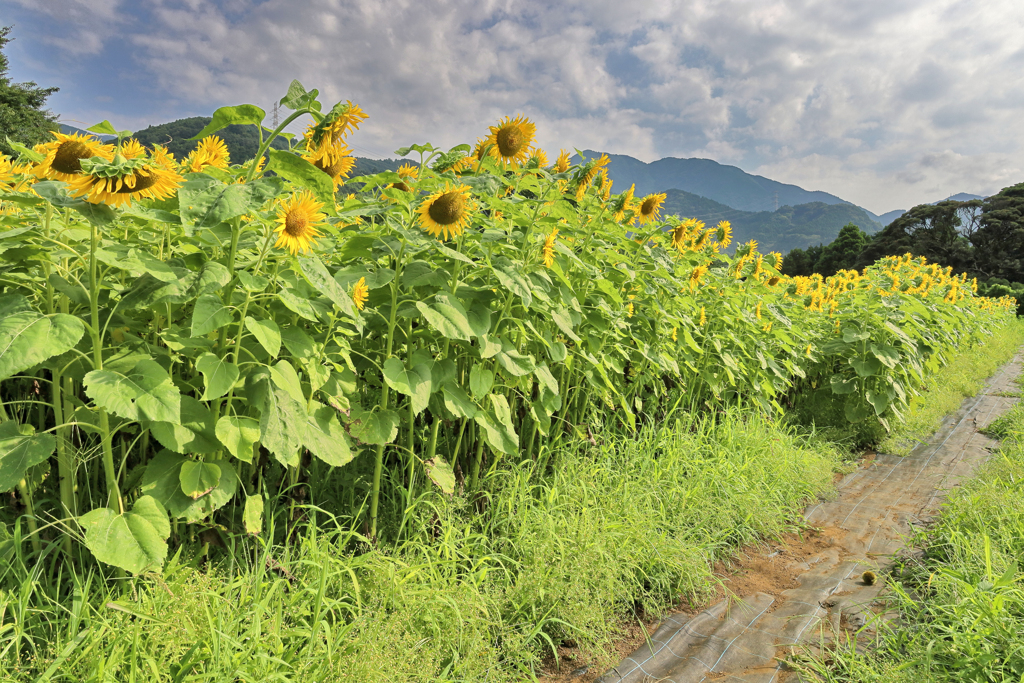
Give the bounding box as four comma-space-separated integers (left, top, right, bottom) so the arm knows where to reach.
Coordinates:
0, 410, 838, 682
791, 396, 1024, 682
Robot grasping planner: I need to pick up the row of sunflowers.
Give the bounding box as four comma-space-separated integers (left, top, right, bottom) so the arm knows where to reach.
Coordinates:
0, 81, 1016, 573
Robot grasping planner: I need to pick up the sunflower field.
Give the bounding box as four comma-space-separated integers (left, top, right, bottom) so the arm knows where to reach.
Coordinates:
0, 80, 1017, 575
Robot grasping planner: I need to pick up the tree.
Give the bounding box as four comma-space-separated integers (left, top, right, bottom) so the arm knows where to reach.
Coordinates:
0, 26, 59, 156
855, 200, 978, 272
973, 183, 1024, 283
814, 223, 868, 276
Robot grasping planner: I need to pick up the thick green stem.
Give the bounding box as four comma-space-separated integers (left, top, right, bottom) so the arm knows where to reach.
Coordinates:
469, 435, 486, 491
17, 478, 40, 555
369, 248, 406, 539
89, 222, 122, 513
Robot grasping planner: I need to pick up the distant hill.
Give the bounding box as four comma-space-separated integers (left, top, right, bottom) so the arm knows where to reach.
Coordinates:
578, 150, 879, 218
62, 118, 404, 179
660, 189, 882, 253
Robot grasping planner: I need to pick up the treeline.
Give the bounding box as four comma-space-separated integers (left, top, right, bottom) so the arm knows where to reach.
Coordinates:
132, 116, 405, 177
783, 183, 1024, 313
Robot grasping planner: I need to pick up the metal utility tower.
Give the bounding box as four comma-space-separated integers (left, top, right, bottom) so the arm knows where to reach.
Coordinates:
773, 191, 779, 212
272, 102, 280, 128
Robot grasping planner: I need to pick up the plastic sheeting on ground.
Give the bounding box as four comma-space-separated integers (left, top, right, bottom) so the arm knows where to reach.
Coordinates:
597, 351, 1024, 683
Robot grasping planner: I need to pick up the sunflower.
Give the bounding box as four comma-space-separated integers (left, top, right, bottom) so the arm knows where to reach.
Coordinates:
391, 163, 419, 192
417, 183, 474, 241
554, 149, 571, 173
183, 136, 230, 172
68, 152, 183, 208
120, 139, 148, 160
699, 307, 707, 326
0, 155, 14, 188
33, 131, 113, 181
352, 276, 369, 311
715, 220, 732, 248
542, 227, 558, 268
598, 170, 612, 201
688, 264, 708, 291
633, 192, 666, 226
313, 149, 356, 189
527, 147, 548, 168
304, 102, 368, 168
612, 184, 636, 222
484, 115, 536, 168
671, 327, 678, 342
273, 190, 326, 255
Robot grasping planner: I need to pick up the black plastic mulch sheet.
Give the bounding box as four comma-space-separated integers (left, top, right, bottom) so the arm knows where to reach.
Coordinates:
597, 351, 1024, 683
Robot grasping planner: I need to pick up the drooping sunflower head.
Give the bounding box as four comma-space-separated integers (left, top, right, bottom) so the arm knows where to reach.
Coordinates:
183, 136, 231, 173
485, 115, 536, 168
273, 190, 326, 255
598, 170, 612, 200
33, 131, 113, 181
0, 155, 14, 188
417, 183, 475, 241
392, 163, 419, 192
633, 192, 666, 226
352, 276, 369, 311
120, 139, 148, 160
542, 227, 559, 268
554, 149, 571, 173
67, 151, 184, 207
613, 184, 636, 222
715, 220, 733, 248
527, 147, 548, 169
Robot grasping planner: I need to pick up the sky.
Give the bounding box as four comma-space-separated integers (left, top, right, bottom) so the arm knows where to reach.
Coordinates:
3, 0, 1024, 215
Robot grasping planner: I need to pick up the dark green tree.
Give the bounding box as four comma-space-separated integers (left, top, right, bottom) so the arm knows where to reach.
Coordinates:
782, 243, 824, 277
855, 200, 979, 272
0, 26, 59, 156
814, 223, 868, 276
973, 182, 1024, 282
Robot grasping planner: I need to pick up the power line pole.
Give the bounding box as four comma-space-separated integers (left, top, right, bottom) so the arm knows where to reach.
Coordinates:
773, 191, 779, 212
272, 102, 279, 129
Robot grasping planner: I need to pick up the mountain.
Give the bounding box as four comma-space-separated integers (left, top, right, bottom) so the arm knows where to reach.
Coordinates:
61, 118, 404, 179
660, 189, 882, 254
875, 209, 905, 226
579, 150, 874, 217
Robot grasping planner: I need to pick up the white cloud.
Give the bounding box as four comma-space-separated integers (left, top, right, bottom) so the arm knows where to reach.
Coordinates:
13, 0, 1024, 213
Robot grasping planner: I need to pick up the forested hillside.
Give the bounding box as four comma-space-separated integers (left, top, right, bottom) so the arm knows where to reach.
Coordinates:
661, 189, 880, 253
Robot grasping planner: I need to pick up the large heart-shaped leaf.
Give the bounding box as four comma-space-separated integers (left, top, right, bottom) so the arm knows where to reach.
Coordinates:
140, 451, 238, 522
179, 460, 222, 499
150, 396, 219, 454
382, 358, 431, 415
0, 422, 55, 493
303, 403, 356, 467
425, 457, 456, 495
416, 294, 474, 341
244, 317, 281, 358
79, 495, 170, 575
191, 294, 233, 337
348, 407, 399, 445
0, 311, 86, 381
215, 415, 260, 463
196, 353, 240, 400
84, 359, 181, 424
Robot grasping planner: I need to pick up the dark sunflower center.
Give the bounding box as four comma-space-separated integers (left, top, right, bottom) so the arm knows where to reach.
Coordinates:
495, 127, 526, 158
394, 181, 411, 193
641, 197, 658, 215
114, 170, 158, 193
52, 141, 95, 174
316, 157, 349, 178
285, 211, 309, 236
428, 192, 465, 226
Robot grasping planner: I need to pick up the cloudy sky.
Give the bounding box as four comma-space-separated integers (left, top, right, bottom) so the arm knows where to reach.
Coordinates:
3, 0, 1023, 214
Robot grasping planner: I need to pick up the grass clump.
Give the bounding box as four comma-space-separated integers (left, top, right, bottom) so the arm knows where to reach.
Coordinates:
791, 400, 1024, 682
0, 411, 839, 682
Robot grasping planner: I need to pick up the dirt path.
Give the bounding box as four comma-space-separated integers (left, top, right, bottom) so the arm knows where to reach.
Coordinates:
591, 351, 1023, 683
